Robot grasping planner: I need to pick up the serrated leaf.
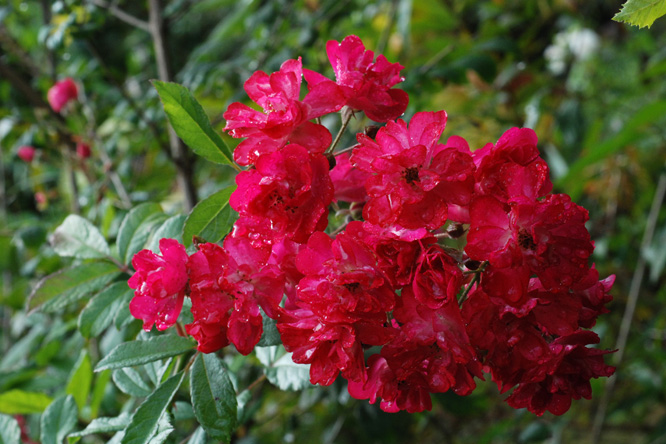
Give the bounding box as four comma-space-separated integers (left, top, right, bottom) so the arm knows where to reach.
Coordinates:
40, 395, 78, 444
190, 353, 237, 442
147, 215, 187, 253
264, 352, 312, 391
28, 261, 121, 313
183, 186, 237, 247
121, 372, 184, 444
117, 203, 164, 265
614, 0, 666, 28
152, 81, 235, 167
0, 413, 21, 444
79, 282, 134, 338
50, 214, 111, 259
68, 413, 131, 438
147, 414, 173, 444
112, 368, 152, 397
66, 350, 93, 411
0, 390, 52, 414
95, 335, 194, 371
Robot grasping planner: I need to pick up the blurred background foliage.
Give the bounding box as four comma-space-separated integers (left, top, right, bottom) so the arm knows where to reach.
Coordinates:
1, 0, 665, 442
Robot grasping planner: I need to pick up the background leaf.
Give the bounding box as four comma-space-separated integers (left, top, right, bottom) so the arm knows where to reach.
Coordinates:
147, 215, 187, 253
40, 395, 78, 444
112, 368, 153, 397
50, 214, 111, 259
152, 81, 235, 167
117, 203, 164, 265
614, 0, 666, 28
182, 186, 237, 247
28, 261, 121, 313
78, 282, 133, 339
0, 414, 21, 444
95, 335, 194, 372
121, 372, 184, 444
68, 413, 131, 439
190, 353, 237, 442
66, 350, 93, 411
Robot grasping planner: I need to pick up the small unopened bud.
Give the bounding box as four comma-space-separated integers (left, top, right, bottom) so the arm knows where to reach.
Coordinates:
76, 142, 91, 159
192, 235, 207, 247
326, 152, 337, 170
464, 259, 481, 271
446, 223, 465, 238
364, 125, 380, 139
17, 146, 37, 163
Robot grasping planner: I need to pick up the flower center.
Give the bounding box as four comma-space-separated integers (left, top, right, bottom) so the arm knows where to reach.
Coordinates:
403, 167, 420, 183
518, 229, 536, 250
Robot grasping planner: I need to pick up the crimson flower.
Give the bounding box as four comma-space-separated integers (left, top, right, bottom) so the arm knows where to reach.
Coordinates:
127, 238, 189, 332
352, 111, 474, 234
278, 223, 395, 385
305, 35, 408, 122
76, 142, 91, 159
47, 78, 79, 113
186, 238, 284, 355
223, 58, 344, 165
230, 144, 334, 243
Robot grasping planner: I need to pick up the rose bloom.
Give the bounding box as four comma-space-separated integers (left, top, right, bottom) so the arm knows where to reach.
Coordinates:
47, 78, 79, 113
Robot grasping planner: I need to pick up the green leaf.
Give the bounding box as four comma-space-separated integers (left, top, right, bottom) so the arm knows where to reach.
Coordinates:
613, 0, 666, 28
78, 282, 134, 338
0, 390, 52, 414
0, 414, 21, 444
147, 215, 187, 253
187, 427, 206, 444
66, 350, 93, 411
68, 413, 131, 439
40, 395, 78, 444
558, 100, 666, 199
190, 353, 237, 442
147, 413, 173, 444
95, 335, 194, 372
264, 351, 312, 391
257, 313, 281, 347
152, 80, 235, 167
117, 203, 164, 265
50, 214, 111, 259
28, 261, 121, 313
121, 372, 184, 444
182, 186, 237, 247
89, 370, 111, 419
112, 368, 153, 397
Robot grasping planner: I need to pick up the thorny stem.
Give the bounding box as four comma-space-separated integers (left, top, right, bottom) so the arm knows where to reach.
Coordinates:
458, 261, 488, 307
326, 108, 354, 155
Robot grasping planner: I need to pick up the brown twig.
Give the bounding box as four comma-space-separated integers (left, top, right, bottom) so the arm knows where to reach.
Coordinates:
88, 0, 151, 32
148, 0, 197, 211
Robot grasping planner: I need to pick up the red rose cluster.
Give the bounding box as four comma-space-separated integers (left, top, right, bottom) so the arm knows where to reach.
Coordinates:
128, 35, 615, 416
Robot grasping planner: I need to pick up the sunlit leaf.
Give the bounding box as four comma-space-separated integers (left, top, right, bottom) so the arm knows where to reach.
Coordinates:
182, 186, 237, 247
50, 214, 111, 259
614, 0, 666, 28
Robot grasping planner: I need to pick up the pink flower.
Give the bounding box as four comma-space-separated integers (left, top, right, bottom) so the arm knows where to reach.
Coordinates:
329, 151, 370, 203
278, 223, 395, 385
466, 194, 593, 293
128, 239, 189, 331
351, 111, 474, 234
224, 58, 344, 165
505, 330, 615, 416
474, 127, 552, 203
230, 144, 334, 243
17, 146, 37, 163
412, 245, 463, 309
305, 35, 408, 122
186, 238, 284, 355
76, 142, 91, 159
47, 78, 79, 113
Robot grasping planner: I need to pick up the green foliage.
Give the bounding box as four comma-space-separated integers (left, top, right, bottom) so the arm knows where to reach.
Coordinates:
182, 185, 237, 247
614, 0, 666, 28
152, 80, 236, 168
95, 335, 194, 372
1, 0, 666, 442
189, 353, 237, 442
